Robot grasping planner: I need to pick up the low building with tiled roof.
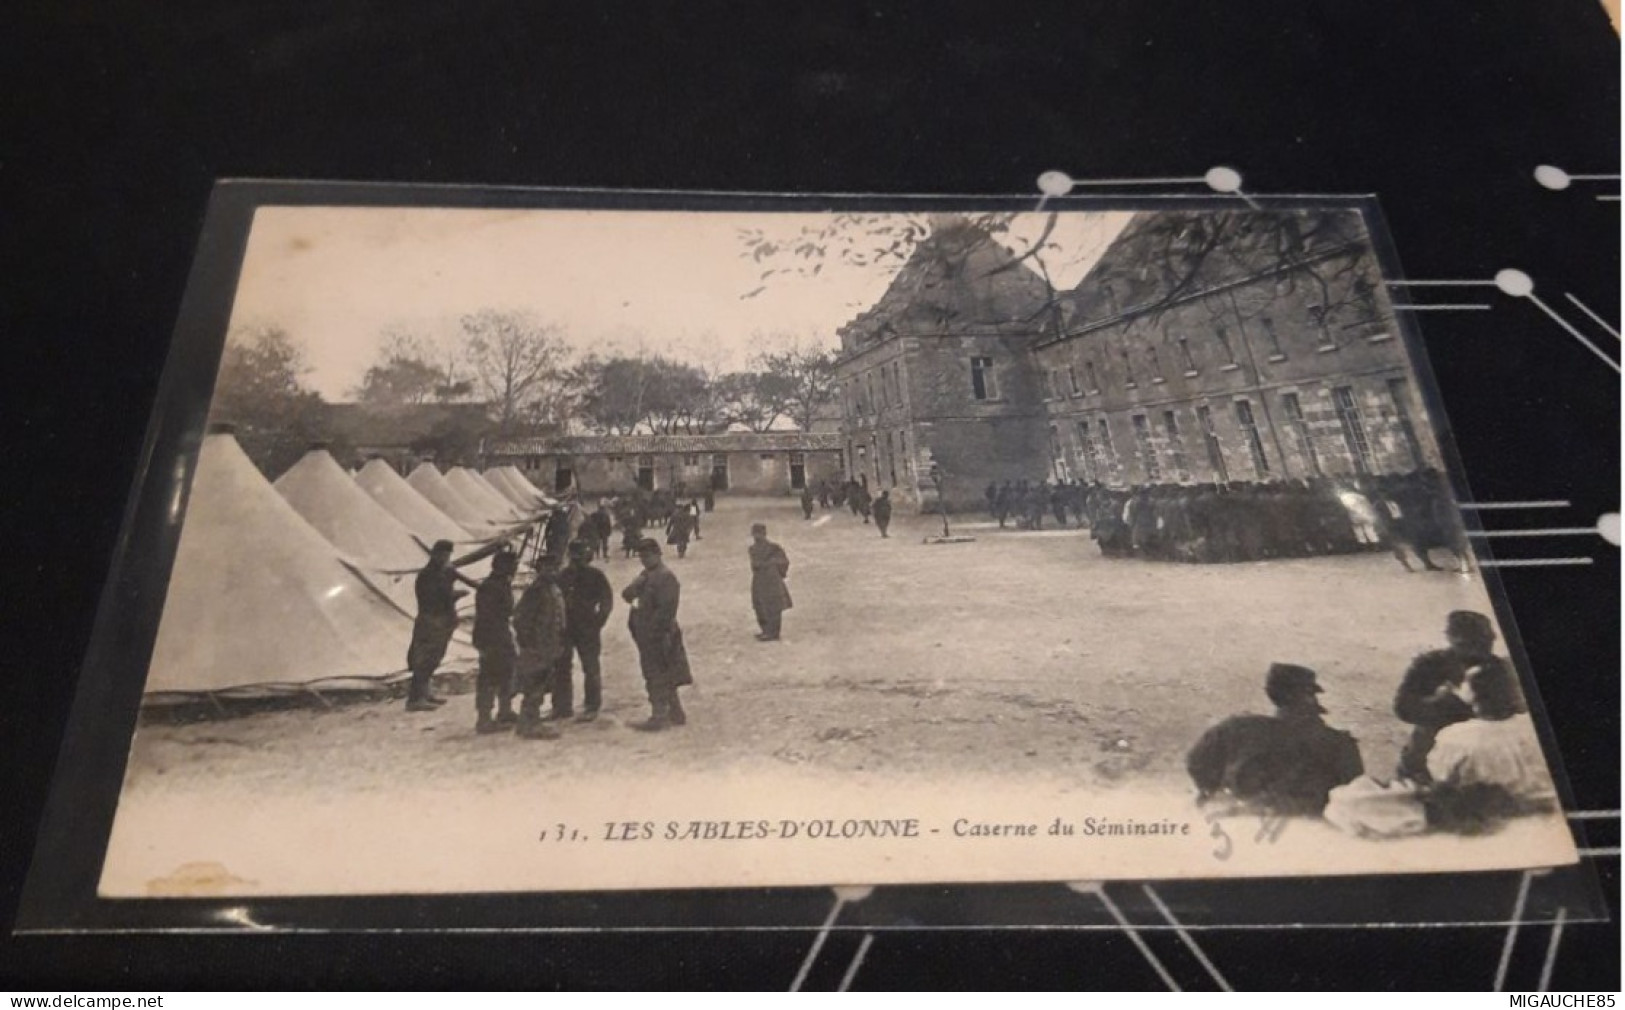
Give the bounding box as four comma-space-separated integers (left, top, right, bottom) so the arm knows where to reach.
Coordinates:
484, 431, 845, 496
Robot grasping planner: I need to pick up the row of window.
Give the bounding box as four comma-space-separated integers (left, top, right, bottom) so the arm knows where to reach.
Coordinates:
1034, 315, 1391, 402
848, 428, 913, 489
845, 359, 908, 417
1051, 379, 1423, 485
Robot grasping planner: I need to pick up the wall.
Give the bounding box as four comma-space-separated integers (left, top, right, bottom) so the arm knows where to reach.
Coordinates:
1031, 251, 1442, 486
508, 450, 844, 497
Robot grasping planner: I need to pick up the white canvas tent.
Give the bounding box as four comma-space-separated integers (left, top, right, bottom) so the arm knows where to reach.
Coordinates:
354, 458, 473, 546
483, 467, 545, 509
144, 432, 460, 697
446, 466, 525, 522
502, 466, 550, 501
407, 463, 509, 535
275, 448, 444, 614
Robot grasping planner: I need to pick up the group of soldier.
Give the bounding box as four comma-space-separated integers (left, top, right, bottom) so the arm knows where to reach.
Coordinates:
1186, 610, 1550, 832
982, 469, 1469, 571
404, 506, 801, 735
799, 476, 896, 538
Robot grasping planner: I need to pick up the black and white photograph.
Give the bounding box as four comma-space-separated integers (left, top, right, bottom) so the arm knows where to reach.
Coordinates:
97, 199, 1577, 897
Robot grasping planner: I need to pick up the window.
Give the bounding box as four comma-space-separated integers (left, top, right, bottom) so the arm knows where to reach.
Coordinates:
886, 432, 897, 486
1097, 418, 1119, 473
684, 454, 700, 466
970, 356, 998, 400
1280, 392, 1321, 476
1161, 410, 1191, 481
868, 372, 880, 411
1074, 421, 1098, 481
1085, 360, 1100, 391
1311, 305, 1335, 351
1386, 378, 1425, 467
1196, 405, 1229, 482
1261, 317, 1286, 359
1333, 385, 1375, 473
1067, 365, 1081, 396
878, 369, 889, 409
899, 430, 911, 476
1233, 399, 1271, 476
1148, 346, 1164, 382
607, 455, 623, 464
890, 362, 903, 404
1049, 425, 1067, 481
1121, 348, 1137, 386
1177, 337, 1196, 373
1131, 414, 1162, 482
1041, 369, 1056, 399
760, 453, 776, 461
1215, 325, 1237, 365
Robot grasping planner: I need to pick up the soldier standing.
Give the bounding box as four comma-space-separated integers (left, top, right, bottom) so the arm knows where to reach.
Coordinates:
512, 554, 567, 740
748, 522, 793, 641
873, 489, 893, 538
1394, 610, 1517, 783
800, 484, 815, 520
589, 503, 614, 560
472, 548, 520, 733
405, 539, 466, 712
623, 539, 692, 731
555, 539, 614, 722
984, 480, 998, 519
665, 502, 696, 558
994, 481, 1012, 529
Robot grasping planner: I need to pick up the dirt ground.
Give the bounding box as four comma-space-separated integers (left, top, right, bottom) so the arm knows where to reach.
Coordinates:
124, 494, 1510, 803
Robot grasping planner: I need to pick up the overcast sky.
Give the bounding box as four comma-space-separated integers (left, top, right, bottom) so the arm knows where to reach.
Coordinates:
228, 206, 1134, 400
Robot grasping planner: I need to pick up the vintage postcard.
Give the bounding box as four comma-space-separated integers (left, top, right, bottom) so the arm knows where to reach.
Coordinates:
95, 197, 1577, 899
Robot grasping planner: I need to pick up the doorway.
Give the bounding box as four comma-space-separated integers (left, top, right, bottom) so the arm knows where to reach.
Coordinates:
710, 453, 729, 491
554, 462, 574, 493
788, 452, 806, 490
636, 454, 655, 491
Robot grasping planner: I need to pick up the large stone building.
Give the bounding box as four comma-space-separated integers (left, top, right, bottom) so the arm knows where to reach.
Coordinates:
484, 431, 845, 496
835, 209, 1439, 510
834, 217, 1053, 510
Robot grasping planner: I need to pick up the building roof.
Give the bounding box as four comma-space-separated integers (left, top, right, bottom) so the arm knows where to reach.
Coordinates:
836, 217, 1054, 356
489, 431, 846, 456
321, 402, 493, 449
1047, 208, 1373, 341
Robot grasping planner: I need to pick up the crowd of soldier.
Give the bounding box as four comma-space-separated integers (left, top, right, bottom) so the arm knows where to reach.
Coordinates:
979, 470, 1469, 570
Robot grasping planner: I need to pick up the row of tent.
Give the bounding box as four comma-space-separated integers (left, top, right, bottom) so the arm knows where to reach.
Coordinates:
142, 429, 559, 699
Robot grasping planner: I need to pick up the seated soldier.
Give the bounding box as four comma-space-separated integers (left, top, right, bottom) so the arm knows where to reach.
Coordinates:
1187, 663, 1365, 817
1424, 660, 1556, 832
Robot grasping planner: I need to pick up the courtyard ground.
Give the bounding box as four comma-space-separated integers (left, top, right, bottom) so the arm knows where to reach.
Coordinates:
125, 494, 1509, 799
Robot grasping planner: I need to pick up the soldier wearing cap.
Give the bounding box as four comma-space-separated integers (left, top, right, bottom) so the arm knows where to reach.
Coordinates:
512, 553, 567, 740
472, 548, 520, 732
405, 539, 468, 712
622, 538, 692, 731
1394, 610, 1519, 783
748, 522, 792, 642
1186, 663, 1365, 816
554, 538, 614, 722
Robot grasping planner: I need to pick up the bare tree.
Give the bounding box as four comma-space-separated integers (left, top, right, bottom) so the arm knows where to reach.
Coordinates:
459, 309, 569, 433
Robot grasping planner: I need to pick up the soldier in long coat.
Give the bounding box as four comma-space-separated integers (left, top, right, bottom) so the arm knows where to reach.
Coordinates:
472, 548, 520, 732
665, 502, 696, 558
405, 539, 466, 712
872, 490, 893, 538
622, 538, 692, 731
748, 522, 793, 641
512, 554, 567, 740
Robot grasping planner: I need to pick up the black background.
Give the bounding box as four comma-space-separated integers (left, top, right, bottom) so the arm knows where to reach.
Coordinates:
2, 0, 1619, 990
